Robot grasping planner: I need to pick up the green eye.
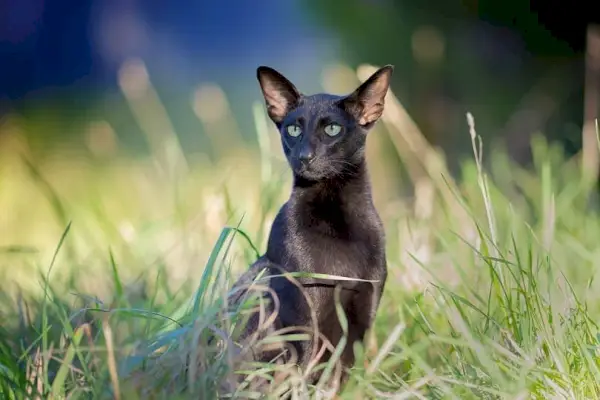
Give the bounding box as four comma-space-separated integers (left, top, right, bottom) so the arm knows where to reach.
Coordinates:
324, 123, 342, 136
286, 124, 302, 137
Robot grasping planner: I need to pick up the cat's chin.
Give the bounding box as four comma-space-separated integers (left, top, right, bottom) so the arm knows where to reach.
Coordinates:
292, 169, 336, 184
293, 170, 322, 182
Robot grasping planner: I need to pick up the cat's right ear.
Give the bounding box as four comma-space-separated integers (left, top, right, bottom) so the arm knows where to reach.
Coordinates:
341, 65, 394, 128
257, 66, 301, 124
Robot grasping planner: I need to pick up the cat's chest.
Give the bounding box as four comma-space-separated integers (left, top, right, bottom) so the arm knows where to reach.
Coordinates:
266, 201, 385, 279
287, 221, 384, 279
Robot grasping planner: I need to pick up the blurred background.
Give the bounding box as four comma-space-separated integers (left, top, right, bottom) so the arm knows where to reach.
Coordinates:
1, 0, 599, 290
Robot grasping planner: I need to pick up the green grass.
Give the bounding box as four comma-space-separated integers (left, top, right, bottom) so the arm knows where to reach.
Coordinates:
2, 62, 600, 399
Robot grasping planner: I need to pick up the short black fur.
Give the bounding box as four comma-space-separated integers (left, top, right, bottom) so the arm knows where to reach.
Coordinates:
233, 64, 393, 387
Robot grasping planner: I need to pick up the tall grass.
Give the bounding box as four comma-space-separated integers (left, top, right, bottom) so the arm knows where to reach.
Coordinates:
1, 61, 600, 399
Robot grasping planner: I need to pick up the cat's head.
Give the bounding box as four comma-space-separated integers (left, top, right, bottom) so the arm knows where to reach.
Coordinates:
256, 65, 393, 181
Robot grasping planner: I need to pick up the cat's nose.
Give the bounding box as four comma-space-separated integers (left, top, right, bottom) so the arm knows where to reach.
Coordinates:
298, 148, 315, 164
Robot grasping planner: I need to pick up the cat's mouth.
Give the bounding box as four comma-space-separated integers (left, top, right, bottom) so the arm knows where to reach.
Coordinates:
291, 160, 334, 181
293, 165, 314, 177
291, 159, 318, 178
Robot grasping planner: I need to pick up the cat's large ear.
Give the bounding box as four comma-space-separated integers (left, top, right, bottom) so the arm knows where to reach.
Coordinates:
257, 66, 302, 124
342, 65, 394, 127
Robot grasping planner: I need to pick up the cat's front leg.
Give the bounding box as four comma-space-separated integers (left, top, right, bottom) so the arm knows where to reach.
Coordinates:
351, 272, 387, 346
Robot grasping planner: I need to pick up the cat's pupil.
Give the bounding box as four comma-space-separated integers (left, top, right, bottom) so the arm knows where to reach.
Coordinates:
324, 123, 342, 137
286, 124, 302, 137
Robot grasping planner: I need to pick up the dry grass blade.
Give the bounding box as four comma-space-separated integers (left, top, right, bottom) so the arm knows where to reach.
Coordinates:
118, 57, 188, 181
102, 314, 121, 400
581, 25, 600, 183
26, 347, 44, 400
366, 322, 405, 375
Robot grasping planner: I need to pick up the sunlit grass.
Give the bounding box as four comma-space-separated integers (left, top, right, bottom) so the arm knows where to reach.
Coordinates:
1, 61, 600, 399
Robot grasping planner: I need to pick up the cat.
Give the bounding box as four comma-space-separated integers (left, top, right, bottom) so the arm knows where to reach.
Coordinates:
230, 64, 393, 391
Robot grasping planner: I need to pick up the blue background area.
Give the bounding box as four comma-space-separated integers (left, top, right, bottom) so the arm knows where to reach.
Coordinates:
0, 0, 336, 100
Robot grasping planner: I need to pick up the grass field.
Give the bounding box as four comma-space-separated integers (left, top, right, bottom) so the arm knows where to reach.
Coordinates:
1, 63, 600, 399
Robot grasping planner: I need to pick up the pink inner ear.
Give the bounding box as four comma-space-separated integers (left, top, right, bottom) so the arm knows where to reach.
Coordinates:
352, 69, 391, 125
358, 102, 385, 125
264, 90, 289, 119
267, 105, 286, 121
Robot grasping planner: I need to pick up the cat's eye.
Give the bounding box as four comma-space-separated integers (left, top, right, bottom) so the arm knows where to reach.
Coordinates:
286, 124, 302, 137
324, 123, 342, 137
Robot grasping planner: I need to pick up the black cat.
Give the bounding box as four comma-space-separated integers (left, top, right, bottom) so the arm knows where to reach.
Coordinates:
231, 64, 393, 389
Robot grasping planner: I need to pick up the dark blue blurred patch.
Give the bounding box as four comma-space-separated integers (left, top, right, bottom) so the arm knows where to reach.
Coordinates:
0, 0, 330, 100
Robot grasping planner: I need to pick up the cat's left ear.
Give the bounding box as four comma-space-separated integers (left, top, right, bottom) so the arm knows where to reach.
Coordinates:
257, 66, 302, 124
341, 65, 394, 127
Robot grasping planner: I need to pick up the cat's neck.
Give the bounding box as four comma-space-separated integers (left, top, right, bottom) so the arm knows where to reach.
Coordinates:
290, 161, 373, 209
287, 162, 379, 238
